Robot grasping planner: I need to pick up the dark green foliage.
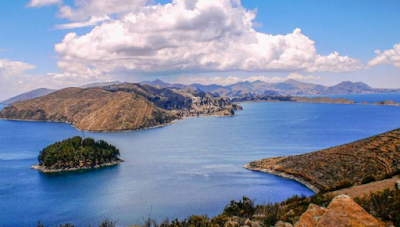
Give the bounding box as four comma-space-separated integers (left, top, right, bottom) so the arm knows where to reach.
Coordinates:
256, 203, 280, 226
38, 136, 120, 168
36, 222, 75, 227
98, 219, 116, 227
223, 197, 255, 219
355, 188, 400, 226
361, 176, 376, 184
328, 180, 353, 191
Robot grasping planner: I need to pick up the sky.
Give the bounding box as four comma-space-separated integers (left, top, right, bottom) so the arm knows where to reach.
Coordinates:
0, 0, 399, 100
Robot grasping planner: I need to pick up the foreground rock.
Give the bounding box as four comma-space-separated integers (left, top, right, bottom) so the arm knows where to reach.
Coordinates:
294, 195, 384, 227
245, 128, 400, 193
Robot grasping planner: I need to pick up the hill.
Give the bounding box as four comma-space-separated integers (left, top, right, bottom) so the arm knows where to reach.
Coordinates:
0, 83, 240, 132
245, 128, 400, 193
0, 88, 55, 106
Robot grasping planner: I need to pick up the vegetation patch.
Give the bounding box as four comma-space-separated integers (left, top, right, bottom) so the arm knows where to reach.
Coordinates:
33, 136, 123, 172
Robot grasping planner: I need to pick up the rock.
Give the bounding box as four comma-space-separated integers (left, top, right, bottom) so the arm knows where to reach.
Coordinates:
293, 195, 384, 227
396, 180, 400, 189
294, 204, 326, 227
275, 221, 294, 227
225, 221, 239, 227
316, 195, 383, 227
250, 221, 263, 227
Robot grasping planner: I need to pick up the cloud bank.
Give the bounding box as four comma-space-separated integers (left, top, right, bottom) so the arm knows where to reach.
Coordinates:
51, 0, 362, 80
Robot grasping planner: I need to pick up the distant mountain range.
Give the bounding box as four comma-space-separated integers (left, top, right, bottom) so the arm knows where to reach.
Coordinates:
140, 79, 400, 97
2, 79, 399, 106
190, 79, 400, 97
0, 88, 55, 106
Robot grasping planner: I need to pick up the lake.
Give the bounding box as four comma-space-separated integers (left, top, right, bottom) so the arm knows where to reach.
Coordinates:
1, 96, 400, 227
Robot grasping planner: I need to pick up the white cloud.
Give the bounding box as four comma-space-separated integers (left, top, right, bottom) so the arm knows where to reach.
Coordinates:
368, 43, 400, 68
54, 0, 362, 77
177, 73, 321, 86
0, 59, 35, 78
286, 73, 321, 81
54, 16, 111, 29
27, 0, 61, 8
58, 0, 148, 21
0, 59, 37, 99
28, 0, 148, 29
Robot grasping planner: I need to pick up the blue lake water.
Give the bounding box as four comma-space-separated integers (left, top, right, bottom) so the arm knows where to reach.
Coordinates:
1, 95, 400, 227
306, 93, 400, 103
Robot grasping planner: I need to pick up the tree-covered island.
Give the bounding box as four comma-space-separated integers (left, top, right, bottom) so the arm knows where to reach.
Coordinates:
31, 136, 123, 173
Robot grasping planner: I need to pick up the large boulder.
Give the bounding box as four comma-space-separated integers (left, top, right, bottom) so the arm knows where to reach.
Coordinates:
293, 194, 384, 227
275, 221, 293, 227
295, 204, 326, 227
316, 195, 383, 227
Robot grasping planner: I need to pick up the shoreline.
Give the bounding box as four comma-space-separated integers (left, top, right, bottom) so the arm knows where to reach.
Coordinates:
31, 159, 124, 173
0, 110, 239, 133
234, 99, 400, 106
243, 164, 321, 194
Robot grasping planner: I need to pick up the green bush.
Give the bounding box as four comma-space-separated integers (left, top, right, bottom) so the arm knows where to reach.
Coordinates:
355, 188, 400, 226
223, 197, 255, 219
361, 176, 376, 184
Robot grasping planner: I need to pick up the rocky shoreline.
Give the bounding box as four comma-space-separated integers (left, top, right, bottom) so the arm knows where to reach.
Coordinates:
244, 128, 400, 194
243, 164, 321, 193
31, 159, 124, 173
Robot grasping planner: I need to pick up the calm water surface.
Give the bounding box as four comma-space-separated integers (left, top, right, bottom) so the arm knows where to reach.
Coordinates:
1, 95, 400, 227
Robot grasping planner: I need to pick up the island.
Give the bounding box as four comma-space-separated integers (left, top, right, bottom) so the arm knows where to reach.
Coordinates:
31, 136, 124, 173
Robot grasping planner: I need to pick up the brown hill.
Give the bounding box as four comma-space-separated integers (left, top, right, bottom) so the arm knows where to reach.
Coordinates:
245, 128, 400, 193
0, 83, 240, 132
0, 87, 176, 132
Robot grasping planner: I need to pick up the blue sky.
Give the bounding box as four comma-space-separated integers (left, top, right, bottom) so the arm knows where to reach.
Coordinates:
0, 0, 399, 99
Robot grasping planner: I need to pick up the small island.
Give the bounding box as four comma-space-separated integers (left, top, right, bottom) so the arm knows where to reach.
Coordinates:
31, 136, 124, 173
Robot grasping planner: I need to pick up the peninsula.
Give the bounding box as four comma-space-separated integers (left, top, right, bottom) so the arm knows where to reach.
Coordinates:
0, 83, 241, 132
244, 128, 400, 193
31, 136, 123, 173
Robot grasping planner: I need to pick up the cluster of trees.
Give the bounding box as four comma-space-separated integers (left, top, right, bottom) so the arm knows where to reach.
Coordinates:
38, 136, 120, 168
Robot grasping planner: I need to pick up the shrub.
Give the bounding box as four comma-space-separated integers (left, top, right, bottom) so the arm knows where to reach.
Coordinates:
355, 188, 400, 226
223, 197, 255, 219
361, 176, 376, 184
332, 180, 352, 190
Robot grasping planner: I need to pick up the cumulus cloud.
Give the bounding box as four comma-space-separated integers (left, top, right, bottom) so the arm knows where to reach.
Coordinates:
368, 43, 400, 68
177, 73, 321, 86
54, 0, 362, 76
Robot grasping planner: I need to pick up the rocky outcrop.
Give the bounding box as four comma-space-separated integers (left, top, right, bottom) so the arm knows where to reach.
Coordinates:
245, 128, 400, 192
373, 100, 400, 106
294, 204, 326, 227
294, 195, 384, 227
